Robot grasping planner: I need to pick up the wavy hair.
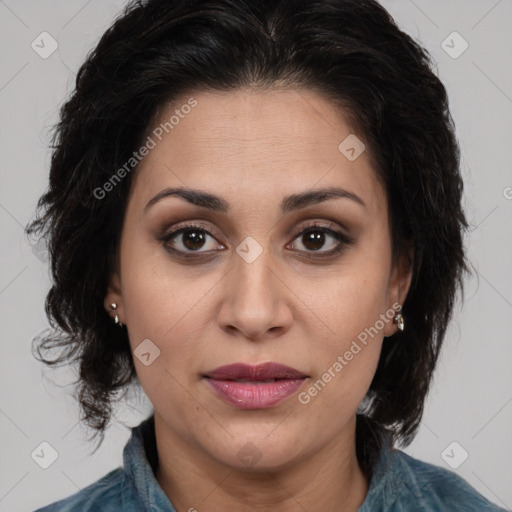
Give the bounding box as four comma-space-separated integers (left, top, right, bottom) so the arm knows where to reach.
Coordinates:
26, 0, 469, 477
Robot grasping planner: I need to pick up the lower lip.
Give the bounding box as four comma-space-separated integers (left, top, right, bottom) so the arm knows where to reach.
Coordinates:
204, 378, 306, 409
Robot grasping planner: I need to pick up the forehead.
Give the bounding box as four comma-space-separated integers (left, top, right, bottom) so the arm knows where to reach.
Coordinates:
130, 87, 386, 216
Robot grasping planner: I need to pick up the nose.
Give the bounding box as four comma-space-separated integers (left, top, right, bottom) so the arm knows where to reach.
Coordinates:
217, 247, 293, 341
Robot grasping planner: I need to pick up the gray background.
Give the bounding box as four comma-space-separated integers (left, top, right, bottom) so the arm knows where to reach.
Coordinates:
1, 0, 511, 510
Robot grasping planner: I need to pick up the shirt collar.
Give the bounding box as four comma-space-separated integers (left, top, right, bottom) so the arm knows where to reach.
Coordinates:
123, 414, 176, 511
357, 434, 403, 511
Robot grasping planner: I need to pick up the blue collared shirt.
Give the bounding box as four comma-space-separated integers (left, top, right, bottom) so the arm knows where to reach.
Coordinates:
34, 415, 509, 511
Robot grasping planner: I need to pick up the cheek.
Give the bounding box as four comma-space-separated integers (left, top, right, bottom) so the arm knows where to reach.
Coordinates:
299, 289, 385, 418
122, 269, 210, 369
120, 264, 207, 416
312, 253, 392, 340
297, 248, 391, 407
119, 227, 213, 342
118, 243, 206, 398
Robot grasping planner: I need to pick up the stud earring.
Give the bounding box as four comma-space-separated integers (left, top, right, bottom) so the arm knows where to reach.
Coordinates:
110, 303, 123, 328
393, 308, 405, 332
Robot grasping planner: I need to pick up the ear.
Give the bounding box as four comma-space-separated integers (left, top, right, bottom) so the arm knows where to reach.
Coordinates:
383, 243, 413, 337
104, 272, 125, 325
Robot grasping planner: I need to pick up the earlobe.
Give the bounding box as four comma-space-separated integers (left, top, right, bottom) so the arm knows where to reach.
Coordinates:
104, 272, 125, 324
384, 246, 414, 337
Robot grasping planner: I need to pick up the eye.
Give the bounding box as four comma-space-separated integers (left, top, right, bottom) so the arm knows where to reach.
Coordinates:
288, 222, 353, 256
161, 222, 224, 255
158, 221, 353, 259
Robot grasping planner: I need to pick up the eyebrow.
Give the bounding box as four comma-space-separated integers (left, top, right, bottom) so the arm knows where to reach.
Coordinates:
144, 186, 366, 214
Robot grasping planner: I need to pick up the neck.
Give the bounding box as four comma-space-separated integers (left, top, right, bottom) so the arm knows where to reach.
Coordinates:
154, 414, 368, 512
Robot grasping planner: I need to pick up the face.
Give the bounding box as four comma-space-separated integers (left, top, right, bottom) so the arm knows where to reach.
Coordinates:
105, 87, 411, 471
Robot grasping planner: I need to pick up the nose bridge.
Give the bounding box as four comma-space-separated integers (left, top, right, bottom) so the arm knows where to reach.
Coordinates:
219, 239, 290, 339
233, 239, 279, 310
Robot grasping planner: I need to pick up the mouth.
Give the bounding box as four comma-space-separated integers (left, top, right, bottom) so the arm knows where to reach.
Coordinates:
202, 362, 309, 409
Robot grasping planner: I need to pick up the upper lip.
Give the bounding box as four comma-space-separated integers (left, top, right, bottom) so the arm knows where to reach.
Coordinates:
204, 362, 307, 380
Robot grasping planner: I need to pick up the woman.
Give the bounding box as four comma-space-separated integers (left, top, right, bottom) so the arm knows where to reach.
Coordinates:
27, 0, 507, 510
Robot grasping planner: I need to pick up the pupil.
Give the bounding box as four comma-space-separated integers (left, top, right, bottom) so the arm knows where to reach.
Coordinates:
183, 230, 205, 250
304, 231, 324, 251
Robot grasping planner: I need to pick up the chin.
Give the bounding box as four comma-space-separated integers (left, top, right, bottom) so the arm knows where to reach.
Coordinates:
201, 428, 309, 472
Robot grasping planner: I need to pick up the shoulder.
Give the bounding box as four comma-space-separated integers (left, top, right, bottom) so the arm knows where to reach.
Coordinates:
33, 468, 130, 512
388, 449, 508, 511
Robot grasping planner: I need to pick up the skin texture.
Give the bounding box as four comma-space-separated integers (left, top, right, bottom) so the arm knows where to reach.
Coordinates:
105, 87, 412, 512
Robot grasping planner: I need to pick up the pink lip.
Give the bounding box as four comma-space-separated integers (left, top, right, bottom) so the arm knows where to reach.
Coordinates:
203, 363, 308, 409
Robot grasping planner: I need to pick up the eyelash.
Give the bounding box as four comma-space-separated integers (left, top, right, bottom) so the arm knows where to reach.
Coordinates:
158, 221, 354, 260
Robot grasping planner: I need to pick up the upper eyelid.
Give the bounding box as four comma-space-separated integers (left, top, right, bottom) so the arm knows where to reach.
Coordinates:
165, 220, 341, 236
